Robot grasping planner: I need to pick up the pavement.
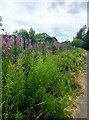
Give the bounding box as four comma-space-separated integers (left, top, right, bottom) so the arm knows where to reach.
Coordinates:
75, 52, 88, 119
76, 70, 87, 118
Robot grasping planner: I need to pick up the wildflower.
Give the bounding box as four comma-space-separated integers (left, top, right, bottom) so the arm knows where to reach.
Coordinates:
2, 40, 6, 45
29, 45, 32, 50
7, 47, 10, 50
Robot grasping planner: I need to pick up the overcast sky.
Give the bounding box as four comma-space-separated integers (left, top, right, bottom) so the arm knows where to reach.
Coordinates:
0, 0, 88, 42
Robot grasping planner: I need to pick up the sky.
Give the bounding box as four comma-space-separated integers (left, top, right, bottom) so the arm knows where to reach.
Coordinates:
0, 0, 88, 42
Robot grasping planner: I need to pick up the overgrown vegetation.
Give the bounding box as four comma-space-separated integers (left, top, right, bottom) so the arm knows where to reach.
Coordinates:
71, 25, 89, 50
71, 38, 84, 48
2, 47, 86, 120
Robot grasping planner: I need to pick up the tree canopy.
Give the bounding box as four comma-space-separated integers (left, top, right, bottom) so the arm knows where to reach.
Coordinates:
75, 25, 89, 50
0, 16, 2, 26
29, 28, 35, 39
84, 28, 89, 50
12, 30, 19, 36
71, 38, 84, 48
19, 29, 29, 39
76, 25, 87, 40
34, 33, 46, 41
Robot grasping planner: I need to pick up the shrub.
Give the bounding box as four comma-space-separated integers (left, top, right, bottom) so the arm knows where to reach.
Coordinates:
71, 38, 84, 48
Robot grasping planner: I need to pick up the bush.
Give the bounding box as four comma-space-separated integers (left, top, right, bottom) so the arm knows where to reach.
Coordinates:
71, 38, 84, 48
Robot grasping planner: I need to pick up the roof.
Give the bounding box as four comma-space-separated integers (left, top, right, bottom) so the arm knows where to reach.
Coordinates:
42, 33, 59, 42
42, 33, 52, 38
53, 37, 58, 41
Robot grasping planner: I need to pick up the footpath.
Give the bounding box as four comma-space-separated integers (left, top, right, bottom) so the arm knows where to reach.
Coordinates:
75, 52, 88, 119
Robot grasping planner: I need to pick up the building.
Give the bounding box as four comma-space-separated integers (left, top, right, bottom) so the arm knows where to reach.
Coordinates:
42, 33, 58, 43
60, 41, 71, 50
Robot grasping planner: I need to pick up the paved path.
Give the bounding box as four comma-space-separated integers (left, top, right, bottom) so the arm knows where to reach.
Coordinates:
75, 52, 88, 119
76, 70, 87, 118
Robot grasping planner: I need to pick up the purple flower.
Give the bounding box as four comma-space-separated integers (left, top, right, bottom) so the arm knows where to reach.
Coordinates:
29, 45, 32, 50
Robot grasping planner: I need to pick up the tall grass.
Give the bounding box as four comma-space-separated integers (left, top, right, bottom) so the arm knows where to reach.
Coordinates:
2, 48, 86, 120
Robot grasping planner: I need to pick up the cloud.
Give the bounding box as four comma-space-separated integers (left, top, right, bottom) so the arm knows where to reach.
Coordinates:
0, 0, 87, 42
67, 2, 87, 14
87, 1, 89, 28
50, 2, 65, 8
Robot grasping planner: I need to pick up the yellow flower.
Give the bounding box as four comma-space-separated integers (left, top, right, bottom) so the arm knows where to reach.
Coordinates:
8, 47, 10, 50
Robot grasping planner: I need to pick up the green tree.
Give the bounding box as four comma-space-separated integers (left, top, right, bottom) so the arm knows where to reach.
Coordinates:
76, 25, 86, 40
19, 29, 29, 49
75, 25, 89, 50
12, 30, 19, 36
19, 29, 29, 39
71, 38, 84, 48
84, 28, 89, 50
0, 16, 2, 26
34, 33, 46, 41
29, 28, 35, 45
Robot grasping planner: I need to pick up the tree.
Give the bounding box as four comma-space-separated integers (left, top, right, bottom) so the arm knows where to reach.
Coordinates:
76, 25, 87, 40
19, 29, 29, 39
75, 25, 89, 50
29, 28, 35, 45
29, 28, 35, 39
0, 16, 2, 26
71, 38, 84, 48
19, 29, 29, 49
84, 28, 89, 50
12, 30, 19, 36
34, 33, 46, 41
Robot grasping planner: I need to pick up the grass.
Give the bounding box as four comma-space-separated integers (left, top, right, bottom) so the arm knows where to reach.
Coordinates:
2, 47, 86, 120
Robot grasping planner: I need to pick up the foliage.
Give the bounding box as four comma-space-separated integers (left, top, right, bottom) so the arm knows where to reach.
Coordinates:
83, 28, 89, 50
29, 27, 36, 45
12, 30, 19, 36
0, 16, 2, 26
10, 44, 22, 57
29, 27, 35, 39
18, 29, 29, 49
34, 33, 46, 41
19, 29, 29, 39
2, 48, 86, 119
76, 25, 86, 40
71, 38, 84, 48
75, 25, 89, 50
